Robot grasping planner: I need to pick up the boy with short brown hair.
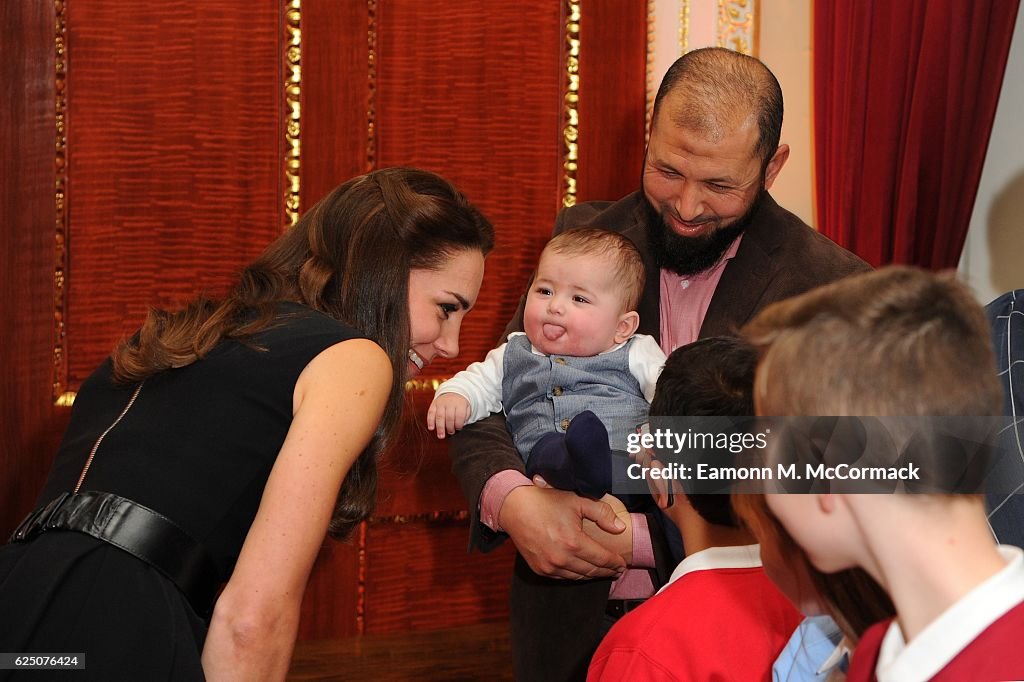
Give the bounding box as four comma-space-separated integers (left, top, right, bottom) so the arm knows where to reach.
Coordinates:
746, 266, 1024, 681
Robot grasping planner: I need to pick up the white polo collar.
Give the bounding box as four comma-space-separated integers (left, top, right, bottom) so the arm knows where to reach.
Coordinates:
876, 545, 1024, 682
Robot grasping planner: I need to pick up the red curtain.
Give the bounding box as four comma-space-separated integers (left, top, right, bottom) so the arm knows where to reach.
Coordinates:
814, 0, 1020, 268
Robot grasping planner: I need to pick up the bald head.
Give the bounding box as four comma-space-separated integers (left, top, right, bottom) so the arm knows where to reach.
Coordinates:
652, 48, 783, 166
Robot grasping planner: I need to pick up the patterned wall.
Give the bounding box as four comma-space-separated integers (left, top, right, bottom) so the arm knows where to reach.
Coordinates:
62, 1, 286, 391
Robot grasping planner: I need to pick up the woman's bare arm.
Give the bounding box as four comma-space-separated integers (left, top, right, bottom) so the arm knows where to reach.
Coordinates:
201, 338, 391, 681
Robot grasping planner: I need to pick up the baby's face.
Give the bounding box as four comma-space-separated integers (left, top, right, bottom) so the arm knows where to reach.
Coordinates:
524, 249, 630, 357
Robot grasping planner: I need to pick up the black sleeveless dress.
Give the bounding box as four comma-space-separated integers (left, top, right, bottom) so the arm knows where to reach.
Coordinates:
0, 303, 362, 681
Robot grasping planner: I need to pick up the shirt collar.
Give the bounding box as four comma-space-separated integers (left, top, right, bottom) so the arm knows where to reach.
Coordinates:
817, 636, 852, 675
661, 543, 761, 591
876, 545, 1024, 682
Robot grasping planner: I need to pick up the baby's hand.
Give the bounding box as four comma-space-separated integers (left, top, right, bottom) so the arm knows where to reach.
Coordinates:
426, 393, 472, 439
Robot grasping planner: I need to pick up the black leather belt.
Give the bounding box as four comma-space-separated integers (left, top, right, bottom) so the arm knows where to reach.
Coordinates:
10, 490, 222, 618
605, 598, 647, 620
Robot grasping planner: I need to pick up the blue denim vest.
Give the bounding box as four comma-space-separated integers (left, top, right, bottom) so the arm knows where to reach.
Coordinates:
502, 334, 650, 462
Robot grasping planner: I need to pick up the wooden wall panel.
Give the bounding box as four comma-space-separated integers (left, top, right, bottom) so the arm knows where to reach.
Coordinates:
0, 1, 69, 538
375, 440, 465, 519
362, 520, 516, 635
375, 391, 466, 518
297, 535, 363, 640
64, 1, 285, 388
577, 0, 649, 204
300, 0, 371, 209
375, 1, 565, 374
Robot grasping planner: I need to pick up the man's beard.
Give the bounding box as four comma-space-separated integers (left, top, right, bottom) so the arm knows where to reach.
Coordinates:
643, 189, 763, 276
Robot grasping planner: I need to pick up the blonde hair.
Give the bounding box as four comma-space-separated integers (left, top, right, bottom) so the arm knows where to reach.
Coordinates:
732, 493, 894, 641
545, 227, 645, 310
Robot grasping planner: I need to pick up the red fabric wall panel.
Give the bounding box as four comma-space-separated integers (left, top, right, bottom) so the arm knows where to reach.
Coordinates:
297, 536, 363, 640
374, 392, 468, 518
64, 1, 285, 387
375, 443, 465, 518
375, 1, 564, 373
0, 2, 70, 537
362, 520, 516, 635
576, 0, 648, 205
300, 0, 371, 209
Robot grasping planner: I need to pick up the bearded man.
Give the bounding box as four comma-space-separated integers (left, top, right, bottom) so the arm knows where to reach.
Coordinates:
450, 47, 870, 682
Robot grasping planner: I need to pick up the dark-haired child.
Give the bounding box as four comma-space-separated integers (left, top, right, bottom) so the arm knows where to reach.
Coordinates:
588, 337, 802, 681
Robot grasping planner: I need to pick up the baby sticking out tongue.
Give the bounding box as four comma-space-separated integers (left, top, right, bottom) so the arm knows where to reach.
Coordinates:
542, 324, 566, 341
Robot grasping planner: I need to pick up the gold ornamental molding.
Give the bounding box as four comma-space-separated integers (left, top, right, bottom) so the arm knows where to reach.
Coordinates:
356, 520, 367, 635
357, 0, 378, 614
356, 2, 380, 634
645, 0, 656, 143
562, 0, 581, 208
405, 377, 449, 393
717, 0, 759, 56
284, 0, 302, 229
370, 510, 470, 525
54, 0, 72, 406
680, 0, 691, 55
367, 0, 378, 172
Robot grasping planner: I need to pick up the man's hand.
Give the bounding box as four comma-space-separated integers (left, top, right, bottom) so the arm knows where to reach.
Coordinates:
581, 494, 633, 564
426, 393, 472, 439
498, 484, 627, 580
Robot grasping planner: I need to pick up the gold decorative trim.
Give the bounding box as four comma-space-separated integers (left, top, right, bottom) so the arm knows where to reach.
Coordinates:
53, 0, 69, 405
283, 0, 302, 228
366, 0, 377, 171
356, 520, 367, 635
356, 0, 376, 629
404, 377, 449, 393
645, 0, 656, 143
370, 510, 470, 525
716, 0, 758, 56
562, 0, 581, 208
680, 0, 691, 55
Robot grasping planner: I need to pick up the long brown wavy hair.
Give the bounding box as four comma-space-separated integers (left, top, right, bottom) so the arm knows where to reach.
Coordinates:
733, 493, 894, 641
110, 167, 495, 539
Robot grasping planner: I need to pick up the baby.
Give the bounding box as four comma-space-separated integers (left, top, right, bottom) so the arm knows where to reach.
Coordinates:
427, 227, 665, 498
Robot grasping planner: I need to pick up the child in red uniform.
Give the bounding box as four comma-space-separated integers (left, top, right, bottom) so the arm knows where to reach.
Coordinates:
587, 337, 802, 681
744, 266, 1024, 682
